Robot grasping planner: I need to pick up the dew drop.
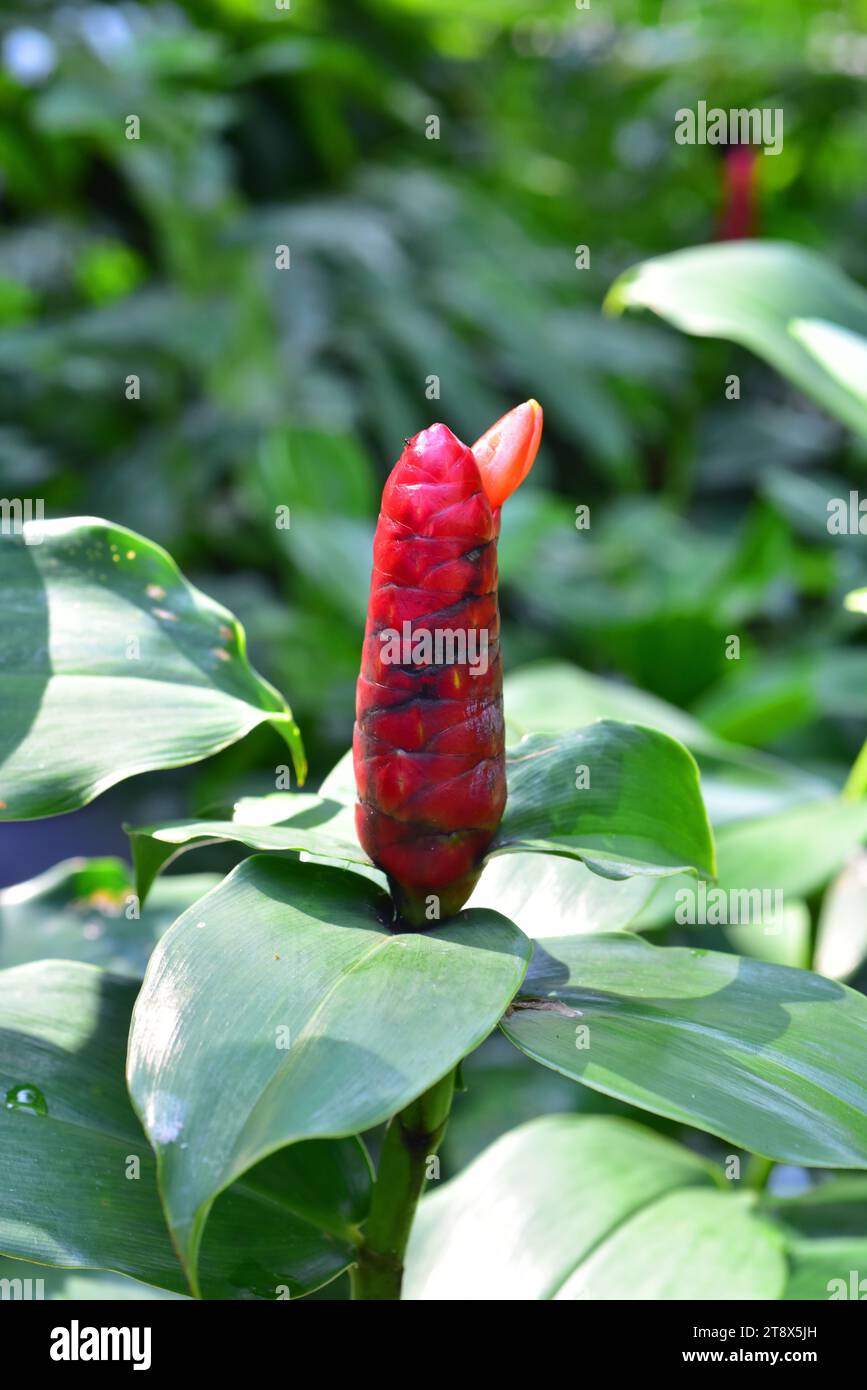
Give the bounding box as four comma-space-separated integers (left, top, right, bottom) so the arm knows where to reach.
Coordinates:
5, 1083, 48, 1116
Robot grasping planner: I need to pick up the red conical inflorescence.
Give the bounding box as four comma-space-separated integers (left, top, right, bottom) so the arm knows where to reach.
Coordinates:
353, 402, 542, 924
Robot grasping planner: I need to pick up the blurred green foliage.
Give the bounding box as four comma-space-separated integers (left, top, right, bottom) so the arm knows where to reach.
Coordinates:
1, 0, 866, 789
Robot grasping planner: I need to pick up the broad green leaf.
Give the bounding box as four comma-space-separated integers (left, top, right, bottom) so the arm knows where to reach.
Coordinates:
555, 1188, 785, 1301
128, 791, 367, 901
0, 518, 305, 821
500, 934, 867, 1167
318, 748, 357, 803
405, 1115, 785, 1300
491, 723, 716, 881
789, 319, 867, 410
0, 961, 370, 1298
763, 1178, 867, 1300
127, 855, 531, 1296
0, 858, 219, 978
0, 1256, 186, 1301
634, 796, 867, 930
505, 661, 831, 823
466, 852, 655, 938
814, 853, 867, 982
606, 242, 867, 437
130, 721, 716, 899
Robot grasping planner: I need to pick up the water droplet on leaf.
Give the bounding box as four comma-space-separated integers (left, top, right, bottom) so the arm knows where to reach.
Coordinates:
5, 1083, 48, 1116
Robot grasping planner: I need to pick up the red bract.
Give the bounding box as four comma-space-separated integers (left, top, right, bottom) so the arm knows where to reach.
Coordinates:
353, 401, 542, 924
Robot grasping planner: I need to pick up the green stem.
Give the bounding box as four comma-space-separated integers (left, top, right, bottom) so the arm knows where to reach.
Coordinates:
351, 1069, 456, 1300
744, 1153, 774, 1191
844, 737, 867, 802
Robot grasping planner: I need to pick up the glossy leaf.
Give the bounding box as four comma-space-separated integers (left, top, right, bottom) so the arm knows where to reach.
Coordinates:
500, 934, 867, 1167
128, 791, 366, 901
405, 1115, 786, 1300
127, 855, 531, 1295
0, 961, 370, 1298
606, 241, 867, 437
466, 852, 655, 938
0, 518, 305, 821
0, 1256, 186, 1301
492, 723, 716, 881
0, 858, 219, 978
129, 720, 716, 899
504, 661, 831, 824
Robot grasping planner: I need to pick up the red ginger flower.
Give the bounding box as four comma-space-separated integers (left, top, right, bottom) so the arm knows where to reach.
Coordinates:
353, 401, 543, 924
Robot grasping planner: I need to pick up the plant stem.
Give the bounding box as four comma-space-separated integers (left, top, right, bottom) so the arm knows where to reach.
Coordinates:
844, 736, 867, 802
744, 1153, 774, 1191
351, 1069, 456, 1300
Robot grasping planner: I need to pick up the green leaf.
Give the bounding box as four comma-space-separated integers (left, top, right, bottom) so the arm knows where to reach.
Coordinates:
130, 722, 716, 899
814, 853, 867, 982
500, 935, 867, 1167
606, 241, 867, 437
724, 900, 812, 971
404, 1115, 785, 1300
0, 858, 219, 978
716, 797, 867, 900
492, 723, 716, 880
0, 518, 305, 821
441, 1037, 584, 1174
789, 318, 867, 411
0, 961, 370, 1298
0, 1255, 186, 1301
504, 662, 831, 825
127, 855, 531, 1296
504, 660, 720, 754
127, 791, 368, 902
763, 1178, 867, 1300
466, 852, 656, 938
634, 795, 867, 930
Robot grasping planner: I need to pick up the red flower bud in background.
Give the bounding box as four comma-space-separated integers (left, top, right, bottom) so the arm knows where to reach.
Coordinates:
353, 401, 543, 924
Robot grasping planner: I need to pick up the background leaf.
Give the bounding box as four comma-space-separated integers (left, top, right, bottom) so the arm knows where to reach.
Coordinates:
607, 242, 867, 437
0, 858, 218, 978
763, 1178, 867, 1300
